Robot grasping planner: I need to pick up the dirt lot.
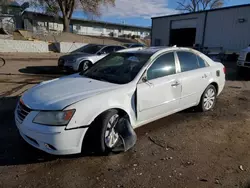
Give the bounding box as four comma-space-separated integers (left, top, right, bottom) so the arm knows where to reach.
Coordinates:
1, 53, 250, 188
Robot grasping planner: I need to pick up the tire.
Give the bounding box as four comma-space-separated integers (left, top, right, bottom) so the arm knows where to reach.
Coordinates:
83, 109, 120, 154
237, 66, 244, 76
78, 61, 92, 72
197, 85, 217, 112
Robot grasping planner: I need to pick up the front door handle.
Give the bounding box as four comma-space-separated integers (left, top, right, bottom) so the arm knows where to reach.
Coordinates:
171, 81, 180, 87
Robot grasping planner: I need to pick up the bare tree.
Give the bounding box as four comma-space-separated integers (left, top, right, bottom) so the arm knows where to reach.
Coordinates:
177, 0, 224, 12
32, 0, 115, 32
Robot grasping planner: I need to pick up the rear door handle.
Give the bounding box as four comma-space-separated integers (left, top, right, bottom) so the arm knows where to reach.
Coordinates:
171, 81, 180, 87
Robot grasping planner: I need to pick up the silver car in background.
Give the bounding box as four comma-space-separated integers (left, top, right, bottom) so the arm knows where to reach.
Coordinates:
58, 44, 126, 72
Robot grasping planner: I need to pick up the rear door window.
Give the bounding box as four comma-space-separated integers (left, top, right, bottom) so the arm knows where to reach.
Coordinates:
177, 51, 199, 72
197, 55, 208, 68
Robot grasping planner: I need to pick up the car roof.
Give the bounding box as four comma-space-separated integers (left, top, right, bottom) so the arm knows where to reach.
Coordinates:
118, 46, 204, 56
119, 46, 171, 54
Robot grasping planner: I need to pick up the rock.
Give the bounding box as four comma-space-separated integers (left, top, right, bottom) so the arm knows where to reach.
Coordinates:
133, 164, 138, 167
215, 179, 220, 184
239, 165, 244, 171
199, 178, 208, 182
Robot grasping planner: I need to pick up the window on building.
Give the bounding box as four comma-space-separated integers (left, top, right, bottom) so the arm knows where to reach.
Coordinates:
93, 26, 103, 32
147, 53, 176, 80
155, 39, 161, 46
106, 28, 112, 33
177, 51, 199, 72
76, 25, 81, 30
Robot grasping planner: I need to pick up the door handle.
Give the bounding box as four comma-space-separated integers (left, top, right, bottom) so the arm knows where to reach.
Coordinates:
171, 81, 180, 87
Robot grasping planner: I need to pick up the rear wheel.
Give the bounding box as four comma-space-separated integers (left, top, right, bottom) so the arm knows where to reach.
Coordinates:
198, 85, 217, 112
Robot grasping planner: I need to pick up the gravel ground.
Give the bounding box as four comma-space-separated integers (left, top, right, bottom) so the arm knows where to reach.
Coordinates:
1, 54, 250, 188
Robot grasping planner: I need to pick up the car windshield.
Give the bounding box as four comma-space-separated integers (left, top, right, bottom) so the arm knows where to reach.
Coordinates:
71, 44, 105, 54
83, 52, 152, 84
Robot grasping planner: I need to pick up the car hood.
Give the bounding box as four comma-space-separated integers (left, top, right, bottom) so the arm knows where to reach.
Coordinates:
21, 74, 121, 110
60, 52, 94, 60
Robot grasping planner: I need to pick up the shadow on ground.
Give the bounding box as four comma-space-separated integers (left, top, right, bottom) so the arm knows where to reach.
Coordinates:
0, 96, 59, 166
19, 66, 70, 75
222, 61, 250, 81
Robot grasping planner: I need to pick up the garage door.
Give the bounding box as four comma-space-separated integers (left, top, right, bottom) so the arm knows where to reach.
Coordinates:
171, 19, 197, 29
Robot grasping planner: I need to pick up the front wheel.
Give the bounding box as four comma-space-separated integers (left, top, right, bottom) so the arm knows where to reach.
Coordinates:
198, 85, 217, 112
78, 61, 92, 72
83, 109, 120, 154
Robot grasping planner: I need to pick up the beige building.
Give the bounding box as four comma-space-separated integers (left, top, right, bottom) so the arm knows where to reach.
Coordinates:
23, 11, 151, 39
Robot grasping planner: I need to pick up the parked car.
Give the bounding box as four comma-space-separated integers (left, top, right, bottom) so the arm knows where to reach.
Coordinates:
237, 45, 250, 72
58, 44, 126, 72
123, 43, 145, 48
15, 47, 225, 155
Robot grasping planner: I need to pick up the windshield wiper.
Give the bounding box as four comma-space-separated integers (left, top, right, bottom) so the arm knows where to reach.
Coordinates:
81, 74, 109, 83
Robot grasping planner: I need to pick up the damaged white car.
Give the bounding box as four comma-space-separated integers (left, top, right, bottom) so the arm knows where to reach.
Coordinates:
15, 47, 225, 155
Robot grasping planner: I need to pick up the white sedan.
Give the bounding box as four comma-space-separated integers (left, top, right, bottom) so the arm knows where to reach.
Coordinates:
15, 47, 225, 155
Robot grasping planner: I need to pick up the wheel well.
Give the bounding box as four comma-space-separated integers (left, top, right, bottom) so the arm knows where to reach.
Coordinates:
80, 60, 92, 64
210, 82, 218, 94
101, 108, 130, 122
82, 108, 130, 152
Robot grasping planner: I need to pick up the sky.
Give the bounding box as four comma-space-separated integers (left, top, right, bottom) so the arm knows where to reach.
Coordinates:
72, 0, 250, 27
19, 0, 250, 27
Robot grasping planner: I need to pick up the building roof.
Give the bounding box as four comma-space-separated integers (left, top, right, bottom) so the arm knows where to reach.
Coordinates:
152, 3, 250, 19
23, 11, 151, 31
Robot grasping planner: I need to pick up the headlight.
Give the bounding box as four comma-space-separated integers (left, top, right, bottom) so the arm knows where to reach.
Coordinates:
33, 110, 75, 126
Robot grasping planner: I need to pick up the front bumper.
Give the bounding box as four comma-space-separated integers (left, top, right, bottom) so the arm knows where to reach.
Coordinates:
237, 60, 250, 68
58, 59, 78, 72
15, 110, 88, 155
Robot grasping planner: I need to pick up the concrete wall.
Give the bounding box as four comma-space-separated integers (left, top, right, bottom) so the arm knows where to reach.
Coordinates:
152, 13, 205, 46
54, 42, 88, 53
0, 39, 49, 52
204, 6, 250, 52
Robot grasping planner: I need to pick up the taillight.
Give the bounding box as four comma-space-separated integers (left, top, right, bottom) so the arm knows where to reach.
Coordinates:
223, 67, 226, 74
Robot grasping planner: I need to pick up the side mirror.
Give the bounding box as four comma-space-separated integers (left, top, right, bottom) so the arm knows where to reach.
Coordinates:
142, 76, 147, 83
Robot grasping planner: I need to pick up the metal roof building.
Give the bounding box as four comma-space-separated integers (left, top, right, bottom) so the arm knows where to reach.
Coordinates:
151, 4, 250, 53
